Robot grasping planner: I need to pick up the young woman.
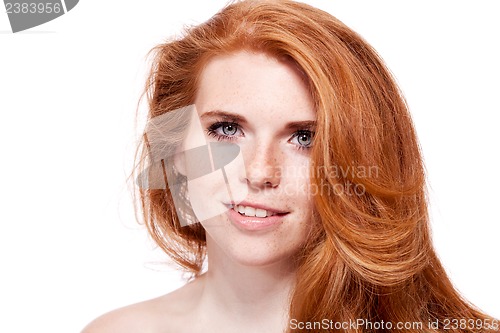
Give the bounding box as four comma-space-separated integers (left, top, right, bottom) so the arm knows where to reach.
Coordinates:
83, 1, 498, 332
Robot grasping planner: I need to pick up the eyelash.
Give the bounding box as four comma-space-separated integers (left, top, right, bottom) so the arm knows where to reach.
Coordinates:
206, 121, 241, 141
205, 121, 314, 150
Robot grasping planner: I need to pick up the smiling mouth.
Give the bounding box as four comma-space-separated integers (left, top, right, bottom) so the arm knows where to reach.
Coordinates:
228, 204, 288, 218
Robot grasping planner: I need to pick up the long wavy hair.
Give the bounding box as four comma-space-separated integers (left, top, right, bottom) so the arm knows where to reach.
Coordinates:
135, 1, 496, 332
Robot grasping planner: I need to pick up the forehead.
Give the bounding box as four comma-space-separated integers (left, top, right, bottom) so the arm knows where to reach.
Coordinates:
194, 51, 315, 122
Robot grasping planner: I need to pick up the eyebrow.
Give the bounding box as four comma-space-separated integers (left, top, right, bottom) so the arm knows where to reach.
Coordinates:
200, 110, 247, 125
286, 120, 316, 131
200, 110, 316, 130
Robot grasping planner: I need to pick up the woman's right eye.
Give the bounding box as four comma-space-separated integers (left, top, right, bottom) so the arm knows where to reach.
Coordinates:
206, 121, 242, 141
221, 123, 238, 135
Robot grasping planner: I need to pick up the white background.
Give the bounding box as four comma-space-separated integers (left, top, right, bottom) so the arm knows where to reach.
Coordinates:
0, 1, 498, 332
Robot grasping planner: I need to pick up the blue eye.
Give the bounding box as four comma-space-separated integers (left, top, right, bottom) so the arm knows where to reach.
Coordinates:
206, 121, 241, 141
290, 130, 313, 149
221, 123, 237, 136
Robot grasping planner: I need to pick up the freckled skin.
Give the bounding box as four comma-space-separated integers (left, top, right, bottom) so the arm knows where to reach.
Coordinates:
192, 51, 316, 268
82, 51, 317, 333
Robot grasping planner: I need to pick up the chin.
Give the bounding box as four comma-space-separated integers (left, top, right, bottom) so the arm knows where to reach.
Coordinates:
233, 251, 291, 267
202, 213, 310, 269
214, 236, 303, 269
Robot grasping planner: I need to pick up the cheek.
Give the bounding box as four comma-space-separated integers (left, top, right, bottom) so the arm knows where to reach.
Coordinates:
186, 170, 228, 223
281, 158, 312, 202
185, 145, 248, 223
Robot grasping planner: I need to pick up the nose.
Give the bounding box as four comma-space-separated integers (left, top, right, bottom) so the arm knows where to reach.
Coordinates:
242, 140, 281, 189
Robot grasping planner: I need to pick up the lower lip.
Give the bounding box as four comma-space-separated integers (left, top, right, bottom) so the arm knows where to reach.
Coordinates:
227, 207, 286, 231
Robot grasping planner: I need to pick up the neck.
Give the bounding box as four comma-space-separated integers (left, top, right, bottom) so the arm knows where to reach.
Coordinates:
196, 236, 297, 331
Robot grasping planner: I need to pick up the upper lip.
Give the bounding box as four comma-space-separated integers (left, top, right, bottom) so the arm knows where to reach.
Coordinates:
225, 200, 289, 214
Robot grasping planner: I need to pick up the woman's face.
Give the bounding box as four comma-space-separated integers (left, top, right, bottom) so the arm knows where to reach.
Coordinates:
181, 50, 316, 267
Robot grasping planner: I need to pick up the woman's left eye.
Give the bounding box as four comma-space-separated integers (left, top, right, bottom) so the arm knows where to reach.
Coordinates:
290, 130, 314, 149
206, 121, 241, 141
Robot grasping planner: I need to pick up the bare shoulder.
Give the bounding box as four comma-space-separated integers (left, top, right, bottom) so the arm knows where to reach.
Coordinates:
81, 277, 205, 333
80, 299, 159, 333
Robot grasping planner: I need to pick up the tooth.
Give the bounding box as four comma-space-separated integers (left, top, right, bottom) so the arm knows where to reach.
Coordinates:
255, 208, 266, 217
238, 205, 245, 214
244, 206, 256, 217
266, 211, 275, 217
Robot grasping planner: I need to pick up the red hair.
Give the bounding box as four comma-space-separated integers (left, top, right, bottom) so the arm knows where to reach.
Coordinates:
135, 1, 497, 331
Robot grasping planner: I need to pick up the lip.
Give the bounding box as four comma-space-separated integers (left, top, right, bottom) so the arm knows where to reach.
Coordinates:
224, 201, 289, 231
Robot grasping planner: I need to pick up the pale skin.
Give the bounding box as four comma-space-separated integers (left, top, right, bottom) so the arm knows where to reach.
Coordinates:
82, 51, 316, 333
